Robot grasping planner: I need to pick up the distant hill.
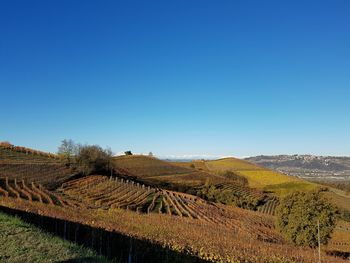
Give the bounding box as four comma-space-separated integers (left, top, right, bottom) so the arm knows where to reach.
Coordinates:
246, 155, 350, 181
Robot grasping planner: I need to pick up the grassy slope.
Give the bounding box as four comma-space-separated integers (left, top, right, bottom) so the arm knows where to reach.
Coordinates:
323, 190, 350, 212
203, 158, 319, 196
0, 212, 109, 263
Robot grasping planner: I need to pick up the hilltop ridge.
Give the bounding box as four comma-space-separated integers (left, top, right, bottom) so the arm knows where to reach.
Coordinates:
246, 154, 350, 181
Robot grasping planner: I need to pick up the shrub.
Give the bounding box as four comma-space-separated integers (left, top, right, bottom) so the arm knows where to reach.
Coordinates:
75, 145, 113, 175
275, 191, 336, 247
196, 183, 260, 209
220, 170, 248, 186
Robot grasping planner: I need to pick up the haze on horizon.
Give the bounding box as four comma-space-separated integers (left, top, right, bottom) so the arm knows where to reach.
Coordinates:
1, 1, 349, 158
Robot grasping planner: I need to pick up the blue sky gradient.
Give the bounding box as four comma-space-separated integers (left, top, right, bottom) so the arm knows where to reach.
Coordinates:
1, 1, 349, 157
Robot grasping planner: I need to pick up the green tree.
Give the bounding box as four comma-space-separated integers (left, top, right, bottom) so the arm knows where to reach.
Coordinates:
124, 151, 132, 155
196, 182, 261, 209
276, 191, 336, 247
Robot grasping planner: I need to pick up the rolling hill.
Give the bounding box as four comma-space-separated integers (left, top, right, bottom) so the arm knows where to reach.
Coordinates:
172, 157, 319, 197
1, 145, 349, 262
113, 155, 228, 189
0, 144, 73, 189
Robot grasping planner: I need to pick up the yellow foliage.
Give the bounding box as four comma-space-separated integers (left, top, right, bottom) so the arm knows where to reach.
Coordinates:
205, 158, 317, 196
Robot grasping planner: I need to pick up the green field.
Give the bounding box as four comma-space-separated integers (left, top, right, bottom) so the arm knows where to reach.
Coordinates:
0, 212, 110, 263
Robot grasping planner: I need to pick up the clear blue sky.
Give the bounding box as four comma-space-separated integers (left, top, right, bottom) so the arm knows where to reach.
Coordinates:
1, 1, 349, 157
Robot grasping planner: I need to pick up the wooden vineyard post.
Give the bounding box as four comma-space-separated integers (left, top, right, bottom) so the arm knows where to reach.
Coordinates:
317, 219, 321, 263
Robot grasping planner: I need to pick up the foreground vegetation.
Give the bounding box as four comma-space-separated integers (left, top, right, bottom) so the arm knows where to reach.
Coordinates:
0, 212, 110, 263
1, 197, 348, 263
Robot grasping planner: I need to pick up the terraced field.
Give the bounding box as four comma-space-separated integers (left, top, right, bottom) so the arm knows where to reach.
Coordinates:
114, 155, 191, 177
59, 175, 278, 239
0, 145, 72, 188
257, 197, 279, 216
327, 220, 350, 254
0, 177, 80, 208
114, 156, 286, 216
113, 155, 227, 187
0, 145, 59, 163
214, 182, 264, 199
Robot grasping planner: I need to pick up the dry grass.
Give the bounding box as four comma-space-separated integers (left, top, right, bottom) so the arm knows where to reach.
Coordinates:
323, 191, 350, 212
326, 221, 350, 253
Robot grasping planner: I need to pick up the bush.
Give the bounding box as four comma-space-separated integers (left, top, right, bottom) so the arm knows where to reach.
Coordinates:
124, 151, 132, 156
276, 191, 336, 247
220, 170, 248, 186
57, 140, 113, 175
75, 145, 113, 175
196, 183, 260, 210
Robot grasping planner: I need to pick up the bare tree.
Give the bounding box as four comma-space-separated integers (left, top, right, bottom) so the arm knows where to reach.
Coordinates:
57, 139, 77, 166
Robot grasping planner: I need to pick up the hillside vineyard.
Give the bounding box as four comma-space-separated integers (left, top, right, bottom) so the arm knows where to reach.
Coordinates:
0, 144, 349, 262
